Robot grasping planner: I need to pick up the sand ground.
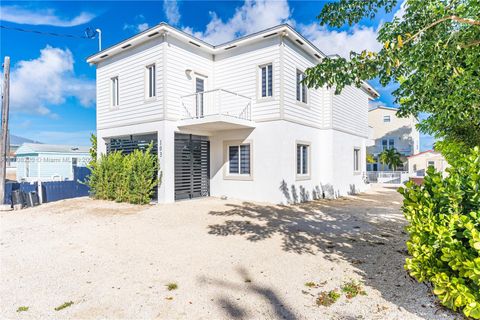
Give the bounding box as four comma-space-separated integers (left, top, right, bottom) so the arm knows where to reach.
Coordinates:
0, 187, 458, 319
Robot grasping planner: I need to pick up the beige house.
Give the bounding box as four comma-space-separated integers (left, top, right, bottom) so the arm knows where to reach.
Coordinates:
367, 106, 420, 171
408, 150, 448, 176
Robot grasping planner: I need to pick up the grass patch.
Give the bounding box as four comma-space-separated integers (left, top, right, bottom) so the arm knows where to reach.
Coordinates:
166, 283, 178, 291
341, 280, 367, 299
16, 306, 29, 312
304, 281, 316, 288
54, 301, 74, 311
316, 290, 341, 307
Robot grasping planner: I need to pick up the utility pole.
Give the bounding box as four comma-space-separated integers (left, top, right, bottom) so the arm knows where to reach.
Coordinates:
0, 56, 10, 206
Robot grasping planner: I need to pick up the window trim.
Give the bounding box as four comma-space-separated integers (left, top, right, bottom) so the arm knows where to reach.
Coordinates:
295, 141, 311, 181
257, 62, 274, 101
145, 64, 156, 100
353, 147, 361, 174
223, 140, 253, 181
296, 69, 308, 106
110, 76, 119, 109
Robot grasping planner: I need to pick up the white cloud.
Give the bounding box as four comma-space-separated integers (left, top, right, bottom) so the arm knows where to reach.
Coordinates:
181, 0, 379, 57
4, 46, 95, 116
0, 6, 95, 27
183, 0, 292, 45
124, 15, 149, 33
163, 0, 181, 25
394, 1, 407, 20
299, 23, 381, 58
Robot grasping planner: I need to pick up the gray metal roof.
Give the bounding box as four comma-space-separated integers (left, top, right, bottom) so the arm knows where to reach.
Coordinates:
16, 143, 90, 155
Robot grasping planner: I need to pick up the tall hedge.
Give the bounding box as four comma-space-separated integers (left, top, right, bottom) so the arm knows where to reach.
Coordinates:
87, 143, 160, 205
399, 147, 480, 318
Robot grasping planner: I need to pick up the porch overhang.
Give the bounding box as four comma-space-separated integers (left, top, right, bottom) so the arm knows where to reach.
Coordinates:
177, 115, 256, 131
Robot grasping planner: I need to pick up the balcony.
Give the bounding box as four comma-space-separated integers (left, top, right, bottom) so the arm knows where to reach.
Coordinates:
178, 89, 255, 132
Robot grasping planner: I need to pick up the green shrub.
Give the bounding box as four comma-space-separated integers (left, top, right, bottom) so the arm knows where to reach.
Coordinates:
87, 142, 160, 205
399, 147, 480, 319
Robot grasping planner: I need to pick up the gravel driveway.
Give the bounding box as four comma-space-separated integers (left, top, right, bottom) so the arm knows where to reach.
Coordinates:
0, 186, 457, 319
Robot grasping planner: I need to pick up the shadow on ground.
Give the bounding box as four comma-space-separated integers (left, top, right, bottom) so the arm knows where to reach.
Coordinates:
205, 189, 448, 319
198, 267, 298, 320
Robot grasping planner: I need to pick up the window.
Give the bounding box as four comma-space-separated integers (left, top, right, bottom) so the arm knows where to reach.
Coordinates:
111, 76, 119, 107
383, 115, 391, 122
296, 70, 307, 103
259, 64, 273, 98
195, 77, 205, 117
354, 148, 360, 172
413, 164, 417, 171
228, 144, 250, 175
382, 139, 388, 150
389, 138, 395, 149
146, 64, 156, 98
296, 144, 309, 175
428, 160, 435, 168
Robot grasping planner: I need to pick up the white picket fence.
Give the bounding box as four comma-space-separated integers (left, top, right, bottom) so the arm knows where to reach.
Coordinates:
366, 171, 414, 184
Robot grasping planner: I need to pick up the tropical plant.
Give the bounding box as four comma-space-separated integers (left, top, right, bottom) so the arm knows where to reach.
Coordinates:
379, 148, 402, 170
366, 153, 376, 164
86, 143, 160, 205
304, 0, 480, 149
398, 147, 480, 319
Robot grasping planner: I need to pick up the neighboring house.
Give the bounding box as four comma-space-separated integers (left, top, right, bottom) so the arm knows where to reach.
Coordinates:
87, 23, 379, 204
408, 150, 449, 177
7, 134, 41, 168
15, 143, 90, 182
367, 106, 420, 171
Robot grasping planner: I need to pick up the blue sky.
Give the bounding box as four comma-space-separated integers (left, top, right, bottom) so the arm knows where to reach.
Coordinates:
0, 0, 433, 150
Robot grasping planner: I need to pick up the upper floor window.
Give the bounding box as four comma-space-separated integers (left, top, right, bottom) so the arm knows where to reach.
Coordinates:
146, 64, 156, 98
428, 160, 435, 168
259, 63, 273, 98
389, 138, 395, 149
296, 70, 307, 104
111, 76, 119, 107
296, 143, 309, 176
383, 115, 391, 122
354, 148, 360, 172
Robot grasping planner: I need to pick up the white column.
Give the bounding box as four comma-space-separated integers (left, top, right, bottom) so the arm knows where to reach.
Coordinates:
156, 121, 175, 203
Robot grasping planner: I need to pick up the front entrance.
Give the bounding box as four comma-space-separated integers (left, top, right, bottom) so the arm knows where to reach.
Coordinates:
174, 133, 210, 200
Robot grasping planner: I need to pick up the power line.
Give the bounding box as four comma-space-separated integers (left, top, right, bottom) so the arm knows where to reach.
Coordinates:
0, 25, 96, 40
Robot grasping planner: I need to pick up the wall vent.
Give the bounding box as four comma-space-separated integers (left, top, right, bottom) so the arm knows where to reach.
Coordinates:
100, 54, 108, 58
148, 32, 159, 37
296, 39, 304, 45
121, 44, 132, 49
225, 45, 237, 50
263, 32, 277, 38
189, 41, 201, 47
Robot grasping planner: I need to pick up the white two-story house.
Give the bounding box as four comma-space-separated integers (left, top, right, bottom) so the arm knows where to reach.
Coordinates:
367, 106, 420, 171
87, 23, 379, 204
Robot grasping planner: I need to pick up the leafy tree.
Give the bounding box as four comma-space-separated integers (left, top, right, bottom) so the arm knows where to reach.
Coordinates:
379, 147, 403, 170
304, 0, 480, 148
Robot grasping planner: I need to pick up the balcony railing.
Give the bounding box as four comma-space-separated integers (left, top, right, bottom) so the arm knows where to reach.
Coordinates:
180, 89, 252, 121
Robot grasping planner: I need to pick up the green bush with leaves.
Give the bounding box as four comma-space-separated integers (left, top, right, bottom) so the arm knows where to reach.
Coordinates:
87, 138, 160, 205
399, 147, 480, 319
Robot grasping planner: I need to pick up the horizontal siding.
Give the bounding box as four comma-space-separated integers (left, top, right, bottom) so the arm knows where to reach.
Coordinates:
332, 86, 369, 137
96, 37, 165, 129
215, 38, 281, 121
165, 37, 214, 120
282, 39, 330, 128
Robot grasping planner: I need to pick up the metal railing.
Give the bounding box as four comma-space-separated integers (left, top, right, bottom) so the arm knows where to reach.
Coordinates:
180, 89, 252, 121
366, 171, 413, 184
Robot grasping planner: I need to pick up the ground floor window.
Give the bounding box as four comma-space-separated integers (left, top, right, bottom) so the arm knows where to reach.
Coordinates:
354, 148, 360, 172
228, 144, 251, 175
296, 143, 309, 176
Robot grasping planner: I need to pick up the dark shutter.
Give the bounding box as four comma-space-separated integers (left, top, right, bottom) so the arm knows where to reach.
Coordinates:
174, 134, 209, 200
267, 64, 273, 96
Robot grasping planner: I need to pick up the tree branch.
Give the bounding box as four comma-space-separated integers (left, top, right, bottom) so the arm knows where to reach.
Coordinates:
404, 15, 480, 45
